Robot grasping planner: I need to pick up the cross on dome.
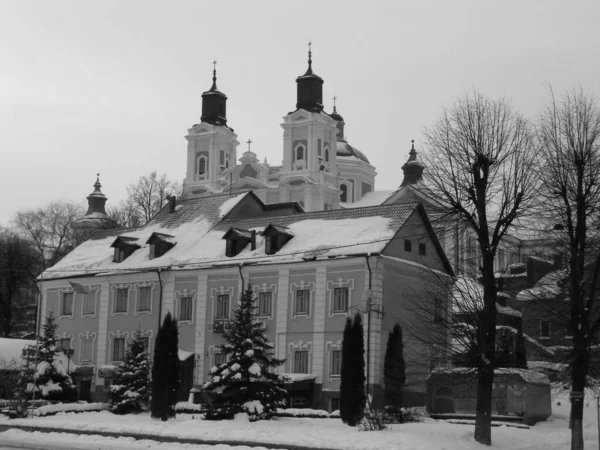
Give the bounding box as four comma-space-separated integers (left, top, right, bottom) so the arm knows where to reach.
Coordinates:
247, 139, 253, 151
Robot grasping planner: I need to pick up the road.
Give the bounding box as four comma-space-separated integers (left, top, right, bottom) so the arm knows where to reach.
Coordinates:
0, 429, 279, 450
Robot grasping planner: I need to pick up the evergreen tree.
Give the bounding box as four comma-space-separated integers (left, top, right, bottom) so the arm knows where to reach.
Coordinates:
203, 285, 286, 421
515, 327, 527, 369
340, 313, 366, 426
110, 329, 151, 414
151, 312, 180, 421
383, 323, 406, 406
19, 312, 77, 402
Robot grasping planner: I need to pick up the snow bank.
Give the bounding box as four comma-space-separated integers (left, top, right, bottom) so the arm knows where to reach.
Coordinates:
34, 402, 109, 416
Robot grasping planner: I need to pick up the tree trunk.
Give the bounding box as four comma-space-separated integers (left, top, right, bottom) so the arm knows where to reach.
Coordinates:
570, 348, 587, 450
474, 364, 494, 445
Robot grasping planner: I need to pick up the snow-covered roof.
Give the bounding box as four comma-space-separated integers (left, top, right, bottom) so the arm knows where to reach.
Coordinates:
517, 270, 567, 302
41, 195, 423, 280
341, 190, 396, 209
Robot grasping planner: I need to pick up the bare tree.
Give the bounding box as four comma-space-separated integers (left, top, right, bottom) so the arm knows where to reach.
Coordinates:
13, 201, 83, 270
125, 171, 182, 224
105, 197, 144, 229
0, 227, 39, 337
537, 87, 600, 450
421, 91, 538, 445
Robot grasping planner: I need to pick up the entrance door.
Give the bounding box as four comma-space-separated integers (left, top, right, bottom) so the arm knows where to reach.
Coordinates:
178, 356, 195, 401
79, 379, 92, 402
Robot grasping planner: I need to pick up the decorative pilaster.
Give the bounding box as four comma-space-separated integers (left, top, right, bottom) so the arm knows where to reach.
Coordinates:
194, 272, 208, 384
95, 279, 110, 386
275, 268, 290, 371
312, 266, 327, 383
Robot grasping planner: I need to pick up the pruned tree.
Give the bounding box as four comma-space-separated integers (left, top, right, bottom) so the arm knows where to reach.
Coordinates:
0, 227, 39, 337
151, 312, 180, 421
422, 91, 538, 445
340, 313, 366, 426
384, 323, 406, 406
13, 200, 83, 270
537, 86, 600, 450
125, 171, 181, 224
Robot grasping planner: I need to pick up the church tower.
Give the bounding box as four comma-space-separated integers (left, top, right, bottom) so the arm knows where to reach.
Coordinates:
183, 63, 239, 196
279, 45, 340, 211
72, 174, 113, 246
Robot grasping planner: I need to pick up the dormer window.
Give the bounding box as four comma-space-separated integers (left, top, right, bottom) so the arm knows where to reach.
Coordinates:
222, 228, 256, 257
261, 224, 293, 255
146, 232, 176, 260
110, 236, 141, 263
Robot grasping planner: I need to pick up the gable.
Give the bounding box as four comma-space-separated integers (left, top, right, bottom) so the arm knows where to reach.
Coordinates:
222, 192, 265, 220
382, 205, 453, 275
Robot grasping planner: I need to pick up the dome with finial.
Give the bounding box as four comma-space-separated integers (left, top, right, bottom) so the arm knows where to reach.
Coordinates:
400, 140, 425, 187
295, 42, 324, 113
72, 174, 113, 245
201, 61, 228, 127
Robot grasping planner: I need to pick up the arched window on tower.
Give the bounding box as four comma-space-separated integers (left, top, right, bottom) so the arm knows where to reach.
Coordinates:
198, 156, 207, 175
340, 184, 348, 203
296, 146, 304, 161
325, 148, 329, 162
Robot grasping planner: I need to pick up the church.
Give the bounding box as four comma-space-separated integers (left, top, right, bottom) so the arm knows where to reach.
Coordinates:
39, 48, 460, 409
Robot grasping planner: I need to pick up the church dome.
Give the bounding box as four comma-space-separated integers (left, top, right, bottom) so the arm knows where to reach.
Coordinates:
336, 140, 370, 164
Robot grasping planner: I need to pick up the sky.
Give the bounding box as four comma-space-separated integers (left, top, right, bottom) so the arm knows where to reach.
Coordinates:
2, 0, 599, 227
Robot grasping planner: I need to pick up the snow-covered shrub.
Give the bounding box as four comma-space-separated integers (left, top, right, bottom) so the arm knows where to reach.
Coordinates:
109, 330, 151, 415
175, 402, 207, 413
275, 408, 332, 418
34, 402, 109, 416
203, 285, 286, 421
358, 408, 389, 431
382, 405, 421, 424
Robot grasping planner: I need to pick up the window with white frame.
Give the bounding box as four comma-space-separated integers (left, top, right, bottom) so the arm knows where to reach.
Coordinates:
138, 286, 151, 312
179, 296, 193, 321
258, 292, 272, 317
294, 351, 309, 373
330, 350, 342, 376
113, 337, 125, 362
333, 288, 348, 313
216, 294, 229, 319
214, 352, 227, 367
82, 292, 95, 315
81, 338, 93, 363
61, 293, 73, 316
295, 290, 310, 315
114, 288, 128, 313
57, 337, 71, 351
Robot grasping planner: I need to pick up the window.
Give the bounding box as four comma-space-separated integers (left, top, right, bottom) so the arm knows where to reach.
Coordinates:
265, 236, 274, 255
331, 350, 342, 376
180, 296, 193, 321
83, 293, 95, 315
113, 337, 125, 362
325, 148, 329, 162
216, 294, 229, 319
226, 239, 235, 257
219, 150, 225, 166
115, 288, 128, 313
57, 338, 71, 351
434, 297, 446, 324
138, 287, 151, 312
295, 290, 310, 315
81, 338, 93, 362
419, 243, 427, 256
198, 157, 206, 175
258, 292, 272, 316
215, 352, 226, 366
318, 139, 322, 156
296, 146, 304, 161
404, 239, 412, 252
294, 351, 309, 373
114, 247, 126, 263
540, 320, 550, 338
61, 293, 73, 316
333, 287, 349, 313
340, 184, 347, 203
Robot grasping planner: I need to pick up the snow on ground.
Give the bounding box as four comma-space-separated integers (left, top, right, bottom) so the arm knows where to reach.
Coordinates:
0, 429, 273, 450
1, 390, 599, 450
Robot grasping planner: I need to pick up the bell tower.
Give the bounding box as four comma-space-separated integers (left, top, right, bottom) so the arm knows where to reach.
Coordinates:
279, 44, 340, 211
183, 62, 239, 196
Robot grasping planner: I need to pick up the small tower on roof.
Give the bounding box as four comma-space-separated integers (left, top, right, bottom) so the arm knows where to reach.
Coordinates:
295, 42, 324, 113
72, 174, 113, 246
201, 60, 228, 127
400, 140, 425, 187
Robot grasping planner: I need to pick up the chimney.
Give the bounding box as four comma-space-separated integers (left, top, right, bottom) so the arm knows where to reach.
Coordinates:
168, 196, 176, 214
251, 230, 256, 251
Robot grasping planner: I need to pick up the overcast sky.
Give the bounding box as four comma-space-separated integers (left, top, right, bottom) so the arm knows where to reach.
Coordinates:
2, 0, 599, 227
